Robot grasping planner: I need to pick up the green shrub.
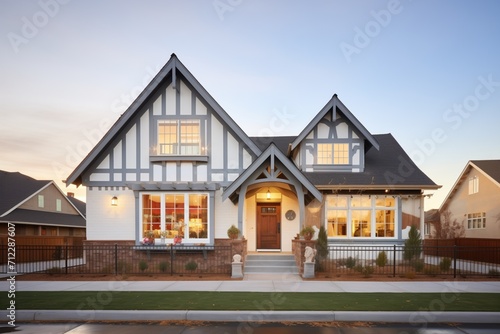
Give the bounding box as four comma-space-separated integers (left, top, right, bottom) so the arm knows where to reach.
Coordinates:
376, 251, 387, 267
411, 259, 424, 272
159, 261, 170, 273
361, 266, 374, 278
345, 256, 356, 269
139, 260, 148, 272
185, 260, 198, 271
404, 225, 422, 261
353, 264, 364, 273
439, 257, 452, 272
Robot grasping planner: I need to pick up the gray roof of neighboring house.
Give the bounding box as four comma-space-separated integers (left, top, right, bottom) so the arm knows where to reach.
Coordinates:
0, 170, 50, 216
425, 209, 440, 223
1, 209, 86, 228
0, 170, 86, 227
251, 134, 439, 190
471, 160, 500, 185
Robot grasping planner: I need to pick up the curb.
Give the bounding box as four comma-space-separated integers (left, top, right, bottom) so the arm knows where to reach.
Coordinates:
4, 310, 500, 323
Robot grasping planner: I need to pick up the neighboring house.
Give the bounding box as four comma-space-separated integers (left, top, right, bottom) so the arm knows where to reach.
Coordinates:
439, 160, 500, 239
0, 170, 86, 237
424, 209, 439, 238
66, 54, 439, 252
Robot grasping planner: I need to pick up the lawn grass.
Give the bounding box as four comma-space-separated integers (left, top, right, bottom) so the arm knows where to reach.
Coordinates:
5, 292, 500, 312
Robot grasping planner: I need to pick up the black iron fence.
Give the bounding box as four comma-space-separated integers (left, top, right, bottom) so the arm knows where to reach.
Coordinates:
2, 243, 500, 278
315, 245, 500, 278
1, 244, 232, 276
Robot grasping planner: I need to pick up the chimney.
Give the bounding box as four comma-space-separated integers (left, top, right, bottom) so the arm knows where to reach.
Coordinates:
67, 192, 75, 198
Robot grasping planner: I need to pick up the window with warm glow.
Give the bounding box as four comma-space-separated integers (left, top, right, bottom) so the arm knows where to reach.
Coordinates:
157, 120, 201, 155
317, 143, 332, 164
326, 195, 396, 238
141, 193, 209, 242
317, 143, 349, 165
333, 143, 349, 164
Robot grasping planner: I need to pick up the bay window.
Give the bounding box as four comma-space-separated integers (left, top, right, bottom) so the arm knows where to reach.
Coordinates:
326, 195, 396, 239
141, 192, 209, 243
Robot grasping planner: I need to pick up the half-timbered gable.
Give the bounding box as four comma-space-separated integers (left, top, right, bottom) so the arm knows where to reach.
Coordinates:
290, 94, 379, 173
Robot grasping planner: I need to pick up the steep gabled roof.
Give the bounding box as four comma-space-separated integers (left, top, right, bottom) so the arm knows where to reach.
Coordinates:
222, 143, 322, 203
290, 94, 380, 152
66, 54, 262, 186
0, 170, 51, 216
439, 159, 500, 211
471, 160, 500, 186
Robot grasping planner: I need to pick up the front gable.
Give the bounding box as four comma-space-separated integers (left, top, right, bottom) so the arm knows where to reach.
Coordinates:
68, 54, 260, 189
290, 94, 379, 173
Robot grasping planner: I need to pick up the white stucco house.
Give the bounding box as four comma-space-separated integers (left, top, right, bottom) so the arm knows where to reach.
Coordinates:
66, 54, 439, 253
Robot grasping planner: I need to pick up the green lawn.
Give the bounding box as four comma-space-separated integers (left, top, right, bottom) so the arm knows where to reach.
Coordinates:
4, 292, 500, 312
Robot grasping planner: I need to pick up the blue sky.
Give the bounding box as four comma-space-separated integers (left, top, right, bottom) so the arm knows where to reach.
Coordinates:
1, 0, 499, 209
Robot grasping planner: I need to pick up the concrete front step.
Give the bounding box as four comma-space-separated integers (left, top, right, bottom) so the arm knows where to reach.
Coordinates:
245, 254, 299, 274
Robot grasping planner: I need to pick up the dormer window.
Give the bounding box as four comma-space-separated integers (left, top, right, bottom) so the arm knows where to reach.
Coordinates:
158, 120, 201, 155
317, 143, 349, 165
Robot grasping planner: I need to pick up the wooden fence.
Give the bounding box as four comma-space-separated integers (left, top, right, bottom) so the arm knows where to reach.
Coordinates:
423, 238, 500, 264
0, 236, 85, 264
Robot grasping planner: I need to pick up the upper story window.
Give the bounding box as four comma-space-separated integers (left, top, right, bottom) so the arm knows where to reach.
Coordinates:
317, 143, 349, 165
56, 199, 62, 212
468, 176, 479, 195
158, 120, 201, 155
38, 195, 44, 208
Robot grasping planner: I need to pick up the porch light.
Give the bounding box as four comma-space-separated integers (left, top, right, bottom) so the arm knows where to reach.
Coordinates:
267, 189, 271, 200
111, 196, 118, 206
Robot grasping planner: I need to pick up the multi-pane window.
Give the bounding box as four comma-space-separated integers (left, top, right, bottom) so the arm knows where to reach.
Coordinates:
141, 193, 209, 242
157, 120, 201, 155
326, 195, 396, 238
468, 176, 479, 194
317, 143, 349, 165
467, 212, 486, 229
333, 143, 349, 165
317, 144, 332, 164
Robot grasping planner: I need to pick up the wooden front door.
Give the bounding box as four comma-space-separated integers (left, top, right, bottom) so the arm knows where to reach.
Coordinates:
257, 204, 281, 250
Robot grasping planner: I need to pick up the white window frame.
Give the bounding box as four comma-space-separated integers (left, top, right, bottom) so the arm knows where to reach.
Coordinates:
139, 192, 210, 244
38, 195, 44, 208
157, 119, 201, 156
56, 199, 62, 212
468, 176, 479, 195
325, 195, 398, 239
466, 212, 486, 229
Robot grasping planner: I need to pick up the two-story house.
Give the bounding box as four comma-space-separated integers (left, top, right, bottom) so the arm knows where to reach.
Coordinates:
66, 54, 439, 253
439, 160, 500, 239
0, 170, 86, 237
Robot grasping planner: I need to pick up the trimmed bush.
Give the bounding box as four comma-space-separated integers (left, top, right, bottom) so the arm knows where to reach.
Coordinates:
439, 257, 452, 272
411, 259, 424, 272
376, 251, 387, 267
185, 260, 198, 271
139, 260, 148, 272
345, 256, 356, 269
159, 261, 170, 273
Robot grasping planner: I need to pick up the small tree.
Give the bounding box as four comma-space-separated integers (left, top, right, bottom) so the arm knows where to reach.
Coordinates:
315, 226, 328, 271
432, 210, 465, 239
404, 225, 422, 261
